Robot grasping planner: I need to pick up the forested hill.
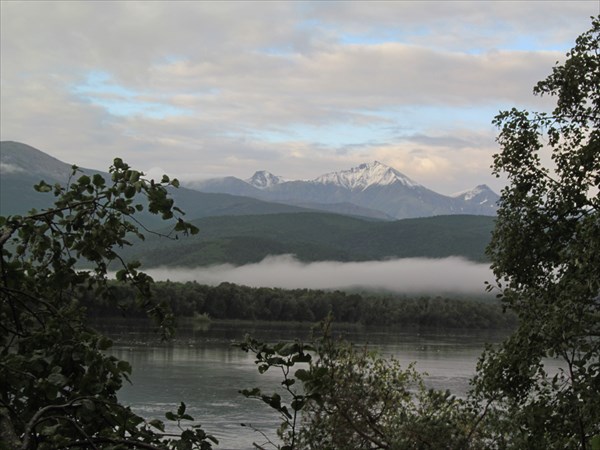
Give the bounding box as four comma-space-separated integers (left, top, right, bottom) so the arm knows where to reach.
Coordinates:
1, 141, 495, 266
123, 213, 495, 267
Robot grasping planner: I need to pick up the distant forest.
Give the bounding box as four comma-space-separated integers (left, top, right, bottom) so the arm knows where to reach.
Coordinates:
125, 213, 495, 267
82, 281, 516, 329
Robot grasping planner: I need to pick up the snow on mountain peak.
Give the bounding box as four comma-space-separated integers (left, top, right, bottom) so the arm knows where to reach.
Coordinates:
451, 184, 498, 204
245, 170, 286, 189
313, 161, 420, 191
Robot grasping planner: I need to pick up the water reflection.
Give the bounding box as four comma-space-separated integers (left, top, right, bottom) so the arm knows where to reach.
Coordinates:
100, 319, 508, 450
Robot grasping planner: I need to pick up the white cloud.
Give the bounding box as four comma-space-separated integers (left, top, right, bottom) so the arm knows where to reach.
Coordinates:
141, 255, 494, 295
1, 2, 597, 194
0, 162, 24, 174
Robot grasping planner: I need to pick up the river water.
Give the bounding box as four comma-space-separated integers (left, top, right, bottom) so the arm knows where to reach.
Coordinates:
99, 319, 509, 449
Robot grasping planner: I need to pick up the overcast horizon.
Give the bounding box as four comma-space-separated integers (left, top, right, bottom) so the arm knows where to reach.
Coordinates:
1, 2, 598, 194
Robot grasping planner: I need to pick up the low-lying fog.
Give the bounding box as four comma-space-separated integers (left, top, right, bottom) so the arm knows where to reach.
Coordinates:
142, 255, 495, 295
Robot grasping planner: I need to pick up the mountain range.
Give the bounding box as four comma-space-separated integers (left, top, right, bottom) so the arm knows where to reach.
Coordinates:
186, 161, 499, 220
0, 141, 496, 266
0, 141, 317, 221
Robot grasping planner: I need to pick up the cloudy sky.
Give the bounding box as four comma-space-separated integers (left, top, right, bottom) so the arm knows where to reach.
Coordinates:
1, 1, 597, 194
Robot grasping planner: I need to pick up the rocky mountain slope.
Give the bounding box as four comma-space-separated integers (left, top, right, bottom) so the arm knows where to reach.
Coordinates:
186, 161, 499, 219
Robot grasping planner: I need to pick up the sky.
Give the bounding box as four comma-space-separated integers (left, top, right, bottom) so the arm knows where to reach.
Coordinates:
1, 1, 598, 195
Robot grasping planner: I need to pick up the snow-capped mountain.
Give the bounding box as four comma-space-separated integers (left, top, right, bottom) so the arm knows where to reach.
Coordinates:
313, 161, 420, 191
452, 184, 496, 202
186, 161, 499, 220
246, 170, 287, 189
452, 184, 500, 214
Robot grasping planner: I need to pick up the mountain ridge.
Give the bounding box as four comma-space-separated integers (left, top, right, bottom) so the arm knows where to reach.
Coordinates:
0, 141, 495, 266
124, 212, 495, 267
186, 160, 499, 219
246, 170, 287, 189
0, 141, 324, 220
1, 140, 500, 221
312, 161, 420, 191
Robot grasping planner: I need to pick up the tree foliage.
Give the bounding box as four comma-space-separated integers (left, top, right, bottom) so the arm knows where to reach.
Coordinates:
82, 281, 515, 330
239, 322, 488, 450
473, 15, 600, 449
0, 160, 219, 449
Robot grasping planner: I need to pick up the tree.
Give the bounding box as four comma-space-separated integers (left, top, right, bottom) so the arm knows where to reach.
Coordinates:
0, 159, 217, 449
474, 15, 600, 449
239, 321, 487, 450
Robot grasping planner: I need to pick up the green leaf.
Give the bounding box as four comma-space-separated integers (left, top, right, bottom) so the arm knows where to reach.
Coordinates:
115, 269, 127, 281
291, 397, 306, 411
97, 336, 113, 350
117, 360, 132, 374
128, 170, 140, 182
34, 181, 52, 193
294, 368, 311, 381
124, 186, 136, 198
281, 378, 295, 387
78, 175, 91, 186
92, 173, 105, 187
149, 419, 165, 432
47, 372, 67, 387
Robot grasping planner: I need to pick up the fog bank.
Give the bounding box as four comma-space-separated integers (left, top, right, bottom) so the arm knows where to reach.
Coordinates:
143, 255, 494, 294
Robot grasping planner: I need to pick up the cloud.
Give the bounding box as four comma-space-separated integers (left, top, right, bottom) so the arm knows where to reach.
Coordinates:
310, 1, 596, 51
1, 2, 596, 195
140, 255, 494, 295
0, 162, 25, 174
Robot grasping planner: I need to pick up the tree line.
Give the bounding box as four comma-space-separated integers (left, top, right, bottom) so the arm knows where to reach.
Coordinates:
80, 281, 516, 329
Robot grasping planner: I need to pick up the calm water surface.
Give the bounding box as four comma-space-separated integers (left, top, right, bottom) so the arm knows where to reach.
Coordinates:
99, 319, 508, 449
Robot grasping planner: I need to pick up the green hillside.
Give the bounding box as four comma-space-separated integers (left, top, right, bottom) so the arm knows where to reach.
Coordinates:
2, 141, 495, 266
0, 141, 320, 221
124, 213, 495, 266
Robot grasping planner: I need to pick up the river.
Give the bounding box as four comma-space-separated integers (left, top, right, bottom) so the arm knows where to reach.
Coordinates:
98, 319, 509, 449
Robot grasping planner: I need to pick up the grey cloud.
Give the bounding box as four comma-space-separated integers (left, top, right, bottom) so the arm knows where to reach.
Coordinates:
2, 2, 578, 113
398, 133, 490, 150
141, 255, 494, 295
1, 2, 595, 194
310, 2, 596, 50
